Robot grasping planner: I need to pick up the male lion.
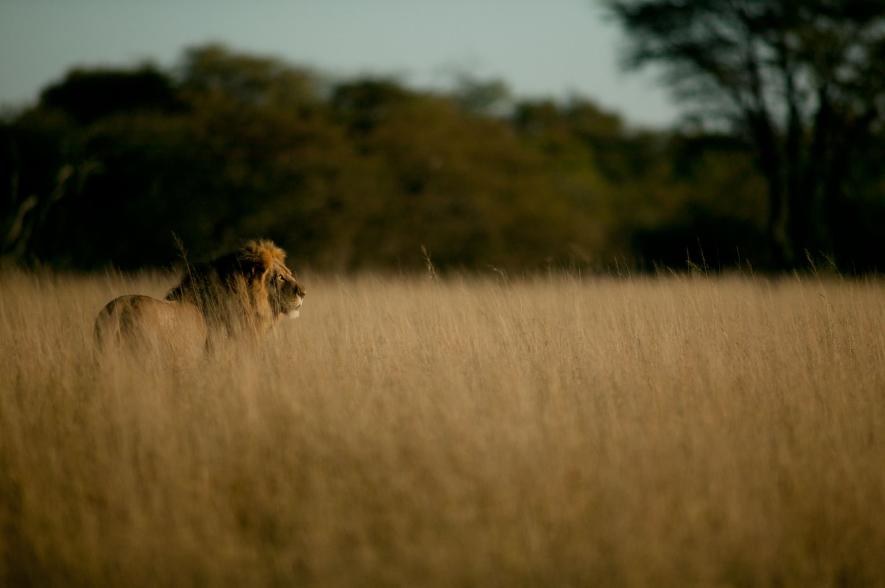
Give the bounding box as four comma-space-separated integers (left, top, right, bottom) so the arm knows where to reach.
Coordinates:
94, 240, 305, 352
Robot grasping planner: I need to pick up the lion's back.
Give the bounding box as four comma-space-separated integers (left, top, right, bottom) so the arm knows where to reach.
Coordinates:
94, 294, 208, 355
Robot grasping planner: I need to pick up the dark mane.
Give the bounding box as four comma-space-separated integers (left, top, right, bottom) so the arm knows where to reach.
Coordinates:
165, 240, 291, 335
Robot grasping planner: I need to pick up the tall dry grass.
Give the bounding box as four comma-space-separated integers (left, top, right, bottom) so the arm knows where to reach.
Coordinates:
1, 269, 884, 586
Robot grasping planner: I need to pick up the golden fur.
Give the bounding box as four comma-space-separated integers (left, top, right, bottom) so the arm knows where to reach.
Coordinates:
94, 240, 305, 351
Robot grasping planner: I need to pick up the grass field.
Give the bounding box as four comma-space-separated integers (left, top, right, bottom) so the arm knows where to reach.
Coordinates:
1, 269, 884, 586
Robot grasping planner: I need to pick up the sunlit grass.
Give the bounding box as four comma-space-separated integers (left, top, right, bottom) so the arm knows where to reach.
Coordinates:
1, 270, 884, 586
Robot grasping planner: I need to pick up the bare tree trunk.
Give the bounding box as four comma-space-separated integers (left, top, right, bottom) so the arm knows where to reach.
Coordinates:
803, 89, 833, 257
748, 111, 791, 268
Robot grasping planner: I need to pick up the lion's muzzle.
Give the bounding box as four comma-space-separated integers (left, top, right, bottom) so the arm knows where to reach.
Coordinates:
285, 294, 304, 319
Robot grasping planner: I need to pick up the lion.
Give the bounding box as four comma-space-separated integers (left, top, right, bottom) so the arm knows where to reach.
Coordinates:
94, 239, 305, 352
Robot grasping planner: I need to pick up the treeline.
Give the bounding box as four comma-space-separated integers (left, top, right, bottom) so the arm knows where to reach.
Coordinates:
1, 45, 882, 272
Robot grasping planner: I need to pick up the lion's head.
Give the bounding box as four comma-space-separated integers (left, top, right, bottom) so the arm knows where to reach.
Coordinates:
166, 239, 305, 335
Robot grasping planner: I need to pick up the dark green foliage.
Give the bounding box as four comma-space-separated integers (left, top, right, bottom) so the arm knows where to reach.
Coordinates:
1, 43, 882, 272
39, 65, 184, 124
605, 0, 885, 269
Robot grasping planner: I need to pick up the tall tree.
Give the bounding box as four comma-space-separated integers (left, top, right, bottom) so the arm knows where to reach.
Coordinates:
606, 0, 885, 267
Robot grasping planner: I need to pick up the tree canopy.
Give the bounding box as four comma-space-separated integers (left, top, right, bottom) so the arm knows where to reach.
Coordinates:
2, 43, 883, 272
606, 0, 885, 268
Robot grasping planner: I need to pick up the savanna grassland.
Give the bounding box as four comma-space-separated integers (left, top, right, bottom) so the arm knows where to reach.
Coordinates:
1, 270, 884, 587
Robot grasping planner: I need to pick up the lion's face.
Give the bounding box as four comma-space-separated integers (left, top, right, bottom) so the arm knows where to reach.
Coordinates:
266, 265, 305, 319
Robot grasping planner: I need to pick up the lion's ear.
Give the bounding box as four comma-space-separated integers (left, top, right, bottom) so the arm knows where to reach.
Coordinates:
244, 259, 271, 281
237, 240, 282, 281
232, 255, 263, 281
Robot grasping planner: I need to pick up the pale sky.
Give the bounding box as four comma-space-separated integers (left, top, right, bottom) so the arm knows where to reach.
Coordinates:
0, 0, 678, 127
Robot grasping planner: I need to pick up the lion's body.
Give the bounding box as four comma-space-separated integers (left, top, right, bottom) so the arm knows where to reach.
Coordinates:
94, 240, 304, 353
94, 295, 208, 353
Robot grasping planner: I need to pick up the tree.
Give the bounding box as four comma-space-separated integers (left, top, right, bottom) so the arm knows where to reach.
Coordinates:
178, 44, 320, 109
606, 0, 885, 268
39, 65, 183, 123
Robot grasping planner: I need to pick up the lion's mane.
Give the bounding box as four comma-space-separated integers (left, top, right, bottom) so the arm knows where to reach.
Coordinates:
165, 239, 291, 336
